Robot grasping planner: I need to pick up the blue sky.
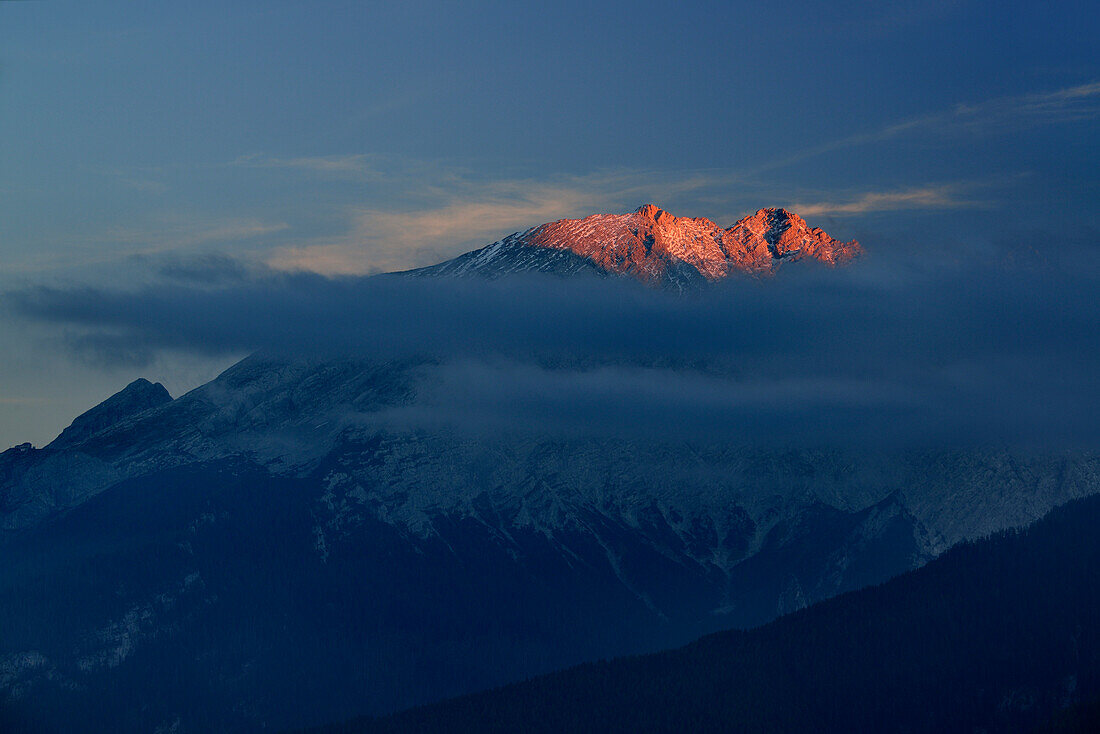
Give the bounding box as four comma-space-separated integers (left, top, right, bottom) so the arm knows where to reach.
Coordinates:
1, 0, 1098, 447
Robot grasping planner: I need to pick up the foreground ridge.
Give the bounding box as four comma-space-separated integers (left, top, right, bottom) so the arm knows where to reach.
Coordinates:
311, 493, 1100, 734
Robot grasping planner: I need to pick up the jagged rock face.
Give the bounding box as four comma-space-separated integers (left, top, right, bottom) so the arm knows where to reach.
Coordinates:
414, 205, 861, 288
724, 207, 862, 267
527, 205, 860, 286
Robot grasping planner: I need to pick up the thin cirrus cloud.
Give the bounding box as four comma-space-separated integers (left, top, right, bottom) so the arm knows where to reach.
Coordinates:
0, 217, 290, 276
263, 170, 732, 276
262, 173, 989, 275
792, 183, 989, 217
0, 396, 49, 407
261, 174, 989, 275
267, 186, 599, 275
231, 153, 381, 177
19, 80, 1069, 280
100, 218, 290, 249
245, 81, 1099, 276
756, 81, 1100, 173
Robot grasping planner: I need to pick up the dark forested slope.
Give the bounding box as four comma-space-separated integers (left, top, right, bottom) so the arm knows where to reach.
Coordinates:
320, 493, 1100, 734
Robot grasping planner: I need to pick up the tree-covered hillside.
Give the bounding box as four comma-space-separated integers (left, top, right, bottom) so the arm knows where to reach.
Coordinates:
318, 493, 1100, 734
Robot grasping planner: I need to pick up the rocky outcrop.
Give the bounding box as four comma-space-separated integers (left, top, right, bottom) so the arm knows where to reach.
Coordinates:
527, 205, 860, 286
413, 205, 861, 289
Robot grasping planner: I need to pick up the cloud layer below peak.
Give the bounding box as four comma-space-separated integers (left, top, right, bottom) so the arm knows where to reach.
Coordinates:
7, 238, 1099, 449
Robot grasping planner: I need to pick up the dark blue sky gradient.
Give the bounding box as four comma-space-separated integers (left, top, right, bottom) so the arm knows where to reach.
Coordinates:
0, 0, 1097, 446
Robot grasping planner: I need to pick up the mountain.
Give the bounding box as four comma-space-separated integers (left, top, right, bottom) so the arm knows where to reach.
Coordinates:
306, 492, 1100, 734
409, 205, 861, 288
0, 209, 1094, 733
1, 354, 1097, 733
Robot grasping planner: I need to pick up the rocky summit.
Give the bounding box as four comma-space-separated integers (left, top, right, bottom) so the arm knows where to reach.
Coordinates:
412, 205, 861, 289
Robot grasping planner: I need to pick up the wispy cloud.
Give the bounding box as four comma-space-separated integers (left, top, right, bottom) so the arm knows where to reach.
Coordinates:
1, 217, 291, 275
119, 178, 169, 194
231, 153, 380, 176
96, 166, 171, 194
267, 189, 584, 275
759, 81, 1100, 173
261, 171, 1000, 275
265, 170, 730, 275
215, 82, 1099, 276
101, 218, 289, 250
0, 396, 49, 407
793, 183, 989, 216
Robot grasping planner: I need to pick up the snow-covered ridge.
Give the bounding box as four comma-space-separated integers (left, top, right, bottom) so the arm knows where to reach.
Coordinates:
411, 205, 861, 288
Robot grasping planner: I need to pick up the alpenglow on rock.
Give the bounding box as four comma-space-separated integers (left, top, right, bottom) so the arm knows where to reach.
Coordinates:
410, 205, 861, 289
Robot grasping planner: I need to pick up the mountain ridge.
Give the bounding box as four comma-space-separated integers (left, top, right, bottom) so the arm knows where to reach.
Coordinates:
409, 205, 860, 288
50, 378, 172, 450
2, 208, 1096, 734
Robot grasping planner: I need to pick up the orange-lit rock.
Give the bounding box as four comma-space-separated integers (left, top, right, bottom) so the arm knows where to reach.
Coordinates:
523, 205, 861, 286
413, 204, 861, 289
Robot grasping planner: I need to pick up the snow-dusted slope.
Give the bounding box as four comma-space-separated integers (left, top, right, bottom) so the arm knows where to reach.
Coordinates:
2, 357, 1098, 732
410, 205, 861, 288
5, 354, 1096, 556
0, 355, 420, 530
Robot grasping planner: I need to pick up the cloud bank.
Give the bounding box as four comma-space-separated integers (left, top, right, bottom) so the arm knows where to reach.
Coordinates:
7, 236, 1099, 449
